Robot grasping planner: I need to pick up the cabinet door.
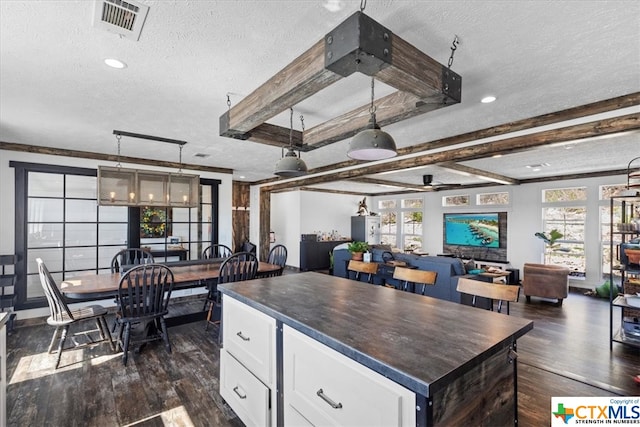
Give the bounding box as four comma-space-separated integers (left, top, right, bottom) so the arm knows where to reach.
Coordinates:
283, 325, 415, 427
222, 295, 276, 386
220, 350, 270, 427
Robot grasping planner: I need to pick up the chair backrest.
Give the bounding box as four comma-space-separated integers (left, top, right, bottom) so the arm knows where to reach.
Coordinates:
36, 258, 74, 322
203, 244, 232, 259
347, 260, 378, 283
456, 277, 520, 314
392, 267, 437, 295
118, 264, 174, 319
0, 254, 17, 309
267, 245, 288, 268
240, 241, 257, 254
218, 252, 259, 284
111, 249, 154, 273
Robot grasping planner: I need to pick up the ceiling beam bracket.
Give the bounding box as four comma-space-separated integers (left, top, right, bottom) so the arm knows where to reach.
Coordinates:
324, 12, 393, 77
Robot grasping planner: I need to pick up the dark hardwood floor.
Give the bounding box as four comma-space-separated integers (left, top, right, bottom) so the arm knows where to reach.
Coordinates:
4, 286, 639, 426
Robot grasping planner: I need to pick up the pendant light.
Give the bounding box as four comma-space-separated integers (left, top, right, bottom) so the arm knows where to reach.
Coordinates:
347, 77, 397, 161
274, 108, 308, 177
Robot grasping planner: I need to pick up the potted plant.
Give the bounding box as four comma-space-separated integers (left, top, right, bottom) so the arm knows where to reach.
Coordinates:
347, 241, 369, 261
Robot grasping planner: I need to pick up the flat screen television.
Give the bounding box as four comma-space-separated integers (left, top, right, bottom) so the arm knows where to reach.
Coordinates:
443, 213, 503, 248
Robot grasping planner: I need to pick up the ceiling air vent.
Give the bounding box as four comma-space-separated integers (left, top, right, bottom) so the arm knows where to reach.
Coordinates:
92, 0, 149, 41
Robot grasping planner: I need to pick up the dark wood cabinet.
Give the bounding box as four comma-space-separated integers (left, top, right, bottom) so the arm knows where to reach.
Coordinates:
299, 240, 348, 271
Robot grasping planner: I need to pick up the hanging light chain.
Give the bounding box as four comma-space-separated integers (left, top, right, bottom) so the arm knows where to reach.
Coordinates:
369, 77, 376, 115
115, 134, 122, 168
448, 35, 460, 69
226, 93, 231, 111
360, 0, 366, 12
178, 145, 183, 174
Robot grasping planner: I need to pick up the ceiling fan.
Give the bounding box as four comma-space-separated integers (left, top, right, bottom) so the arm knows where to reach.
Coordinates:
422, 174, 462, 191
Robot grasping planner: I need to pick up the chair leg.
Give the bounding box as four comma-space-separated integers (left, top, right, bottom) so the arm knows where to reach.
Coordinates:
54, 326, 69, 369
160, 317, 171, 353
48, 326, 61, 354
116, 322, 124, 352
122, 322, 131, 366
100, 316, 115, 351
205, 302, 214, 331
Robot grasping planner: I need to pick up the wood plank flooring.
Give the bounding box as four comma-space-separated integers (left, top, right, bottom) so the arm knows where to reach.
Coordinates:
4, 287, 639, 426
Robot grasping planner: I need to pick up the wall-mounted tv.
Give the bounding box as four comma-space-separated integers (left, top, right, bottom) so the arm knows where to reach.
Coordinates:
443, 213, 505, 248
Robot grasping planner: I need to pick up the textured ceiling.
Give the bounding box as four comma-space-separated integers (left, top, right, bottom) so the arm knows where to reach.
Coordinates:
1, 0, 639, 193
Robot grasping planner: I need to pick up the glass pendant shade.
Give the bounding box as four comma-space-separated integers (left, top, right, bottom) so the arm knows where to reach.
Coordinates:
98, 166, 199, 207
274, 148, 308, 177
348, 115, 397, 161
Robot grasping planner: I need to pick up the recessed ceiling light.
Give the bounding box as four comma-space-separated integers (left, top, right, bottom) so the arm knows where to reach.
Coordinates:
104, 58, 127, 69
481, 96, 496, 103
526, 163, 550, 171
239, 175, 246, 179
323, 0, 344, 12
492, 154, 503, 158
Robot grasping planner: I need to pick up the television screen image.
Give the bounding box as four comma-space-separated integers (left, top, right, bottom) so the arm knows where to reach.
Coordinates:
444, 213, 500, 248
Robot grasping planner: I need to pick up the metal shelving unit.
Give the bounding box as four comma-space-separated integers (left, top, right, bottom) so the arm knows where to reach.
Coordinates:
609, 194, 640, 350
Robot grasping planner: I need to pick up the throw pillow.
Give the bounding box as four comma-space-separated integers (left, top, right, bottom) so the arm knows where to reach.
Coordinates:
464, 259, 476, 274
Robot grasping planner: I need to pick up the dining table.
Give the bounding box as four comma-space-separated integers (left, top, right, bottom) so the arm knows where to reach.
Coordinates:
60, 260, 282, 327
60, 260, 282, 299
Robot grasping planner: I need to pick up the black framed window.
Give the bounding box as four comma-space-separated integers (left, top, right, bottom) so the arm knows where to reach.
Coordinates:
11, 161, 220, 309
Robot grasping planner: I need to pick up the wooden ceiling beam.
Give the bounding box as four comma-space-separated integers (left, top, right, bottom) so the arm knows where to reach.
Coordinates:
262, 113, 640, 191
438, 162, 520, 185
220, 12, 459, 150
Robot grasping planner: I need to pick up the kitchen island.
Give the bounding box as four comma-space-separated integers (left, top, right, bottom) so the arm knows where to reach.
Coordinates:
218, 272, 533, 426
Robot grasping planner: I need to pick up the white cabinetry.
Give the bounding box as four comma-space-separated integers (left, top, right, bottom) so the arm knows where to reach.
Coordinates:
283, 325, 415, 427
219, 296, 276, 426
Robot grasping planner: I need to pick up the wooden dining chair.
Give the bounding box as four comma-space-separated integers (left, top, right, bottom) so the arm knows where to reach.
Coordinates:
264, 244, 288, 277
115, 263, 175, 366
456, 277, 520, 315
205, 252, 259, 330
347, 260, 378, 284
202, 244, 232, 259
110, 248, 154, 273
392, 267, 438, 295
36, 258, 114, 369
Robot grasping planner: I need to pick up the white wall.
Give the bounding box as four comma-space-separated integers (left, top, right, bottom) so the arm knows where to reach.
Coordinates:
261, 190, 366, 268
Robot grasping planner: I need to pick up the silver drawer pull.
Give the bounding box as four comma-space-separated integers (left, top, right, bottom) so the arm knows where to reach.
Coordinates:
233, 386, 247, 399
317, 388, 343, 409
236, 331, 250, 341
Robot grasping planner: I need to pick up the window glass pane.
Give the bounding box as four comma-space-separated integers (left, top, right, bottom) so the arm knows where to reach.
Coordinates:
65, 224, 98, 246
28, 172, 63, 197
66, 200, 97, 222
65, 248, 97, 271
402, 212, 423, 234
402, 199, 423, 208
477, 192, 509, 205
543, 187, 586, 202
98, 205, 128, 222
98, 224, 127, 245
600, 184, 627, 199
403, 235, 422, 251
378, 200, 397, 209
66, 175, 96, 199
28, 223, 63, 247
381, 234, 397, 247
201, 185, 212, 204
172, 207, 190, 222
443, 195, 469, 206
380, 212, 396, 234
26, 274, 45, 299
543, 206, 586, 275
99, 246, 127, 270
28, 198, 63, 222
27, 248, 63, 274
171, 223, 190, 241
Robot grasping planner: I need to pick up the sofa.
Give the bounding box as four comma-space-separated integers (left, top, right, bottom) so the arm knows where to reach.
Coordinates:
332, 247, 471, 303
522, 263, 570, 306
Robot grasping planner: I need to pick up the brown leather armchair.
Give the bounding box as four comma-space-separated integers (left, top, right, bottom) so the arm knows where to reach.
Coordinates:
522, 263, 570, 306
